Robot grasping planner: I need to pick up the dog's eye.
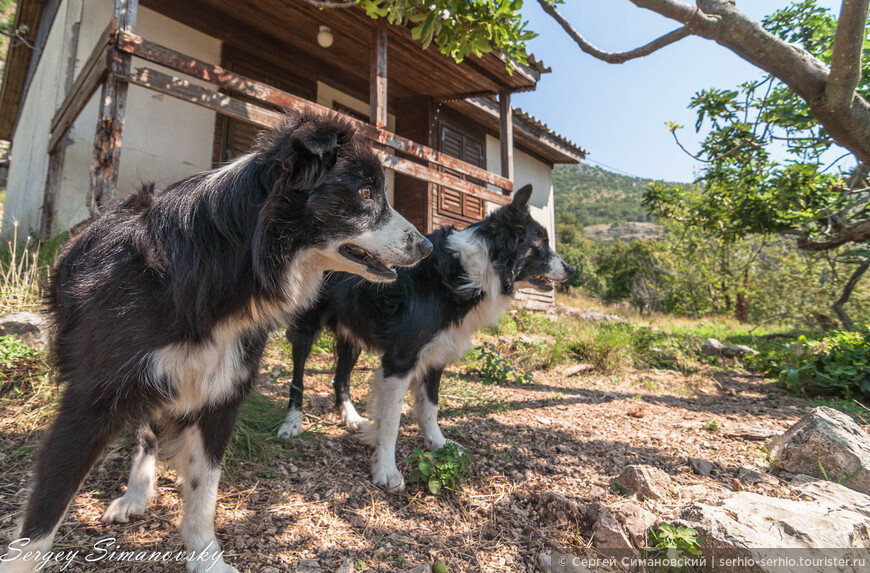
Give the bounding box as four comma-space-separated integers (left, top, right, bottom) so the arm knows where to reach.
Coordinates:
359, 187, 373, 199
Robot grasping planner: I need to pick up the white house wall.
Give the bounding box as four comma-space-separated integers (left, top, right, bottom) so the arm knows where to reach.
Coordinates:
2, 0, 80, 238
485, 134, 556, 248
2, 0, 222, 238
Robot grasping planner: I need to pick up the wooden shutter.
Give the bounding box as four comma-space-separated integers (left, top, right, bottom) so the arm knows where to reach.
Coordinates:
436, 123, 487, 224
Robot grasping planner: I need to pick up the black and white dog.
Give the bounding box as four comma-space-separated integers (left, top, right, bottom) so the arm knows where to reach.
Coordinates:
0, 112, 431, 573
277, 185, 574, 492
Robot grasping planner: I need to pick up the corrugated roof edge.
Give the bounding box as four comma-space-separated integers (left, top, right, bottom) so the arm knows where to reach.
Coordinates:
469, 95, 587, 162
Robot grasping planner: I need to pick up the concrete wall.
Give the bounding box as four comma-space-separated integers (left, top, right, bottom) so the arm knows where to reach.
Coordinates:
485, 134, 556, 248
2, 0, 222, 238
2, 0, 80, 238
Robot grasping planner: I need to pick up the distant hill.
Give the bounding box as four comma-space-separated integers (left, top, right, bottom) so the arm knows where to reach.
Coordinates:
584, 221, 664, 242
553, 162, 671, 227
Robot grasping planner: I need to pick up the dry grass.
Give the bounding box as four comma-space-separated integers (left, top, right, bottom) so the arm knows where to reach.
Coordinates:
0, 223, 43, 315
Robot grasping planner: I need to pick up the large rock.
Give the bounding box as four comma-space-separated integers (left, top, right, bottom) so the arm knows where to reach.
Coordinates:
680, 481, 870, 572
767, 406, 870, 495
612, 464, 672, 500
0, 312, 49, 349
610, 501, 657, 547
700, 338, 759, 357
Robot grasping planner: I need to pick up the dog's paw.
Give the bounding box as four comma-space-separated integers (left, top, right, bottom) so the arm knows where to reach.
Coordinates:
371, 461, 406, 493
340, 400, 368, 433
101, 492, 148, 523
277, 408, 303, 441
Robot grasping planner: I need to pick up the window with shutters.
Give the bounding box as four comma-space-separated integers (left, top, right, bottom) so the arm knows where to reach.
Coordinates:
212, 50, 314, 165
436, 123, 487, 224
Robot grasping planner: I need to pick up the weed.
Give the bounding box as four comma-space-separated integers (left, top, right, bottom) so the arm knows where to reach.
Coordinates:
405, 441, 472, 495
610, 482, 628, 495
702, 417, 720, 432
646, 523, 702, 572
473, 344, 533, 385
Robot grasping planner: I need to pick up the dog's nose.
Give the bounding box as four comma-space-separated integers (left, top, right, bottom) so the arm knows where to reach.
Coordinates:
417, 237, 433, 258
563, 261, 576, 277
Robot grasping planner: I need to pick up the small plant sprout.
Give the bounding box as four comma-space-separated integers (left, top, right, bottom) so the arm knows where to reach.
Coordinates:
703, 417, 720, 432
646, 523, 702, 572
405, 441, 472, 495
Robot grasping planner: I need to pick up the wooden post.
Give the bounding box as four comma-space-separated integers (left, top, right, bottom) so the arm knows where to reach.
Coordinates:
88, 0, 137, 215
369, 19, 388, 128
499, 90, 514, 183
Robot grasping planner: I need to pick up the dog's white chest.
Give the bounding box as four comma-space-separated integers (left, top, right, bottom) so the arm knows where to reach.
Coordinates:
151, 322, 249, 414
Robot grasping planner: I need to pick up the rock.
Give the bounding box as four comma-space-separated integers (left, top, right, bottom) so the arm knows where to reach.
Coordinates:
401, 565, 431, 573
680, 485, 870, 571
611, 501, 657, 547
0, 312, 49, 349
700, 338, 758, 357
700, 338, 725, 356
723, 344, 759, 357
735, 466, 778, 488
767, 406, 870, 495
296, 560, 322, 573
563, 363, 594, 377
592, 507, 632, 550
589, 486, 607, 500
688, 457, 716, 477
612, 465, 672, 500
793, 478, 870, 519
335, 559, 355, 573
536, 492, 586, 525
537, 552, 553, 573
601, 392, 618, 402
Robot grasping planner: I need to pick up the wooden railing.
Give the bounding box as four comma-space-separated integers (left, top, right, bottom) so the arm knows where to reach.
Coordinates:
46, 20, 514, 218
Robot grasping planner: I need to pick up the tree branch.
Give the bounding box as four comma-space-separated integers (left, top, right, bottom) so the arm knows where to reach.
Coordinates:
630, 0, 870, 164
537, 0, 690, 63
832, 257, 870, 331
794, 219, 870, 251
825, 0, 870, 110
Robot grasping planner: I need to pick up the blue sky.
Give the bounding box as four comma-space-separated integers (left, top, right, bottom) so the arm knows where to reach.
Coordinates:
512, 0, 845, 183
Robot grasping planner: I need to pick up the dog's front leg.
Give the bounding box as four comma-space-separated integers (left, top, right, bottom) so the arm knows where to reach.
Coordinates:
173, 415, 239, 573
366, 368, 412, 493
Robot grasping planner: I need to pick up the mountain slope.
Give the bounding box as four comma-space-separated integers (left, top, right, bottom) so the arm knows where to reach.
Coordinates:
553, 163, 670, 227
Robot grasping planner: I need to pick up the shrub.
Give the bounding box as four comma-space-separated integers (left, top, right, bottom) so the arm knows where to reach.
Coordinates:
474, 344, 534, 385
747, 326, 870, 399
646, 523, 702, 572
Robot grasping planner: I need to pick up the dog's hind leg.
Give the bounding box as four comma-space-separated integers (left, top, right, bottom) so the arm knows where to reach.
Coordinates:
172, 400, 242, 573
333, 336, 365, 432
278, 321, 320, 440
0, 390, 122, 572
102, 420, 158, 523
414, 368, 447, 451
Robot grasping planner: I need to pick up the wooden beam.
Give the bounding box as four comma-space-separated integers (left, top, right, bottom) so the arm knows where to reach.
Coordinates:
115, 31, 512, 193
369, 19, 388, 128
39, 148, 64, 238
48, 20, 117, 152
372, 150, 510, 206
499, 90, 514, 181
88, 0, 138, 215
123, 67, 285, 127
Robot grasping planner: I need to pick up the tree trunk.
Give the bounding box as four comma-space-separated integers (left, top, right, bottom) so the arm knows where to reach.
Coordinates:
832, 258, 870, 331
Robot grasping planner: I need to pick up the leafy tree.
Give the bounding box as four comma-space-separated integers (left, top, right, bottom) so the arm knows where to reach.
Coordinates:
644, 1, 870, 329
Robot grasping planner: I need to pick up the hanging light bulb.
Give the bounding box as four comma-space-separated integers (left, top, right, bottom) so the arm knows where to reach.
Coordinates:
317, 26, 334, 49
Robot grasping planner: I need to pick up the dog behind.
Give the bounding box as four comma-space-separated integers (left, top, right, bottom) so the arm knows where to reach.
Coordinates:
0, 112, 431, 573
278, 185, 574, 492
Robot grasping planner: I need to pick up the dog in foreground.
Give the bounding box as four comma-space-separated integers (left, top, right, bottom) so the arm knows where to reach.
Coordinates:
0, 112, 431, 573
278, 185, 574, 491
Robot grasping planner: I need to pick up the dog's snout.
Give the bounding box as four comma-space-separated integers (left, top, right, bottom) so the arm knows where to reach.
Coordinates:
563, 261, 576, 277
417, 237, 433, 258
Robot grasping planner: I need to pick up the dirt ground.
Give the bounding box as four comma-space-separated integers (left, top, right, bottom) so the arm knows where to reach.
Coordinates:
0, 340, 817, 572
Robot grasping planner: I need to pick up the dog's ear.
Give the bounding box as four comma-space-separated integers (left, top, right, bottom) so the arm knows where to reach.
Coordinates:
265, 114, 355, 191
511, 184, 533, 210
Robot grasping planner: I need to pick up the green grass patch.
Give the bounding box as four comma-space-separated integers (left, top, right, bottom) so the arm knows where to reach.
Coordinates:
224, 392, 288, 474
405, 441, 472, 495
